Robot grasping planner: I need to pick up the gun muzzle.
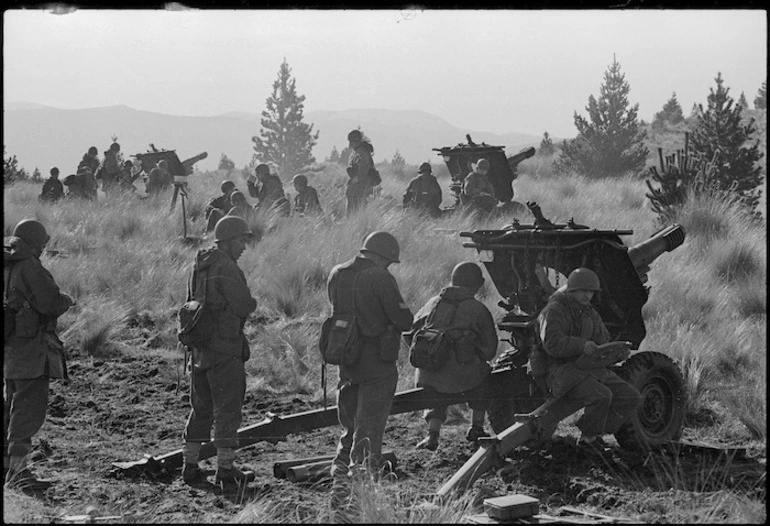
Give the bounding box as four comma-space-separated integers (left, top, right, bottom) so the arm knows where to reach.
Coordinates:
628, 224, 686, 271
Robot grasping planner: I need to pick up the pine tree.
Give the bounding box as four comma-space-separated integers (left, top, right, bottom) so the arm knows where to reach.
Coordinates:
652, 92, 685, 131
391, 150, 406, 168
689, 73, 764, 213
4, 146, 26, 186
555, 55, 649, 178
738, 91, 749, 110
754, 81, 766, 110
218, 154, 235, 173
252, 59, 319, 177
538, 131, 556, 156
327, 146, 340, 163
31, 167, 42, 182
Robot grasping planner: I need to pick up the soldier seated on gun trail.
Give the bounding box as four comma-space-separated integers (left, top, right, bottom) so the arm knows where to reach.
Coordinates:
39, 167, 65, 204
291, 174, 322, 216
206, 180, 238, 232
406, 262, 498, 451
461, 158, 496, 213
533, 268, 642, 456
403, 162, 442, 218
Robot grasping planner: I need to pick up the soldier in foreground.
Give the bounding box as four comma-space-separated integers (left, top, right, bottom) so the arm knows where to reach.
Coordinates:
181, 216, 258, 487
205, 180, 238, 232
462, 158, 496, 213
326, 231, 413, 514
4, 219, 74, 491
345, 129, 376, 216
39, 167, 64, 203
291, 174, 322, 216
407, 262, 498, 451
535, 268, 642, 454
403, 162, 442, 217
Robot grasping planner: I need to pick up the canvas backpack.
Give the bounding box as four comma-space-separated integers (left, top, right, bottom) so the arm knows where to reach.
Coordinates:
318, 268, 361, 367
177, 265, 216, 349
408, 298, 466, 372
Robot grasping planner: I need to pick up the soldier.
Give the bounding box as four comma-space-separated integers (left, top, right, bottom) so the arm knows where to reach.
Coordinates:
181, 216, 258, 487
146, 159, 173, 197
403, 162, 442, 217
206, 180, 238, 232
75, 146, 100, 200
327, 231, 413, 512
117, 160, 140, 193
247, 164, 289, 215
4, 219, 74, 490
407, 262, 498, 451
536, 268, 642, 455
225, 191, 257, 224
100, 143, 122, 196
462, 158, 496, 213
345, 129, 376, 216
39, 167, 65, 203
291, 174, 322, 216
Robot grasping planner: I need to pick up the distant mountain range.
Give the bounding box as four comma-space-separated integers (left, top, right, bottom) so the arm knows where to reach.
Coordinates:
3, 102, 547, 174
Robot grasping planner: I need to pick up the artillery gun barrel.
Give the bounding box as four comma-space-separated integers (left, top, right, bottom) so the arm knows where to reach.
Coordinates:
181, 152, 208, 175
627, 224, 686, 270
507, 146, 536, 167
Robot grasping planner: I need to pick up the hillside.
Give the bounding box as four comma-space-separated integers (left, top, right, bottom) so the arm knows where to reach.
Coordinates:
2, 104, 543, 174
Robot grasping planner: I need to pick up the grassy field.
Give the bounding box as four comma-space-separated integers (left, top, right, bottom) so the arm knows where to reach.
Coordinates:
3, 158, 766, 523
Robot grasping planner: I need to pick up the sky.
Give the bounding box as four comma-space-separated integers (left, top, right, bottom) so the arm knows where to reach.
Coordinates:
3, 8, 767, 138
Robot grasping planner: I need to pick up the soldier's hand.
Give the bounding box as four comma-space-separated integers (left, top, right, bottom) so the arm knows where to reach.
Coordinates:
583, 340, 602, 357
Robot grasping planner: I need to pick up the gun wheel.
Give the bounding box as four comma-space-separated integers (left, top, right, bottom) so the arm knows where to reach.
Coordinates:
613, 351, 686, 451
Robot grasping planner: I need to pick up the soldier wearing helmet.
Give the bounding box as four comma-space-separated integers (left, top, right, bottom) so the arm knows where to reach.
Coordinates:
100, 142, 122, 196
146, 159, 173, 197
181, 215, 258, 487
74, 147, 100, 200
4, 219, 74, 490
291, 174, 322, 216
117, 160, 139, 193
205, 180, 239, 232
247, 164, 288, 216
225, 191, 258, 227
39, 167, 65, 204
326, 231, 413, 511
406, 262, 498, 451
344, 129, 376, 216
535, 267, 642, 456
403, 162, 442, 218
461, 158, 496, 213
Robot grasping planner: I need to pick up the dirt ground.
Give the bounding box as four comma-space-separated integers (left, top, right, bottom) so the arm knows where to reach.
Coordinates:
6, 344, 766, 524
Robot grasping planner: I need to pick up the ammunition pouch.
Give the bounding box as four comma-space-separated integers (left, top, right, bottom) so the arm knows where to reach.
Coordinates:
319, 314, 361, 366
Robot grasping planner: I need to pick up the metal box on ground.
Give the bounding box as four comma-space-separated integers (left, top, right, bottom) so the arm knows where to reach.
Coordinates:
484, 495, 540, 520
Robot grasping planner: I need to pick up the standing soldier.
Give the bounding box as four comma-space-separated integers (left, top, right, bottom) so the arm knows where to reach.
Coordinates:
39, 167, 65, 203
100, 142, 122, 196
146, 159, 173, 197
117, 160, 140, 193
247, 163, 288, 215
181, 216, 258, 487
76, 146, 100, 200
206, 180, 238, 232
462, 158, 496, 213
291, 174, 323, 216
536, 268, 642, 455
4, 219, 74, 490
403, 162, 443, 217
407, 262, 498, 450
345, 130, 375, 216
326, 231, 413, 514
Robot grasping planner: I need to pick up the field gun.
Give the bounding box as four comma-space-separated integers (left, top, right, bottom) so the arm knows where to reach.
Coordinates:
181, 151, 208, 175
113, 206, 688, 490
433, 135, 535, 213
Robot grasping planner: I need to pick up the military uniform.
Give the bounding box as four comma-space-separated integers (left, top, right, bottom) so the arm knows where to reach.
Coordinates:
146, 165, 172, 196
4, 236, 73, 472
410, 286, 498, 423
76, 155, 100, 200
100, 150, 122, 195
403, 174, 442, 217
345, 142, 375, 215
183, 247, 257, 450
462, 170, 496, 201
537, 292, 641, 438
247, 174, 285, 209
39, 177, 64, 203
205, 194, 233, 232
327, 256, 413, 474
294, 186, 322, 216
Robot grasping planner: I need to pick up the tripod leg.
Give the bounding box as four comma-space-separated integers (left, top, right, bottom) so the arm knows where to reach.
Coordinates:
171, 185, 179, 211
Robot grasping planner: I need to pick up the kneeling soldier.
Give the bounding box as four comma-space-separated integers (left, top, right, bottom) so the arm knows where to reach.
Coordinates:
407, 262, 498, 451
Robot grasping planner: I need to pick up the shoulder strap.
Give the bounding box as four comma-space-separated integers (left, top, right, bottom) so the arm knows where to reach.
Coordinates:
188, 265, 209, 304
333, 267, 359, 317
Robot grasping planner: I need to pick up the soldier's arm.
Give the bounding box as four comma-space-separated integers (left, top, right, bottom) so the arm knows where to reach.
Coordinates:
247, 180, 259, 198
21, 263, 73, 317
374, 273, 413, 332
591, 309, 611, 345
539, 304, 585, 359
431, 180, 443, 208
346, 152, 360, 178
215, 260, 257, 318
475, 306, 499, 361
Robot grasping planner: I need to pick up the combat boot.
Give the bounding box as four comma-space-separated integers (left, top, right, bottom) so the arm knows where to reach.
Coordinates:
466, 425, 490, 443
181, 442, 204, 484
415, 431, 439, 451
215, 448, 255, 486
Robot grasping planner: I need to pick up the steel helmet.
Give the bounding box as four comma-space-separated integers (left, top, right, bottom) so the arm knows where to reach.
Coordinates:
292, 174, 308, 187
418, 162, 432, 174
451, 262, 484, 289
347, 129, 363, 142
110, 142, 120, 152
221, 180, 236, 193
230, 190, 247, 206
88, 146, 98, 156
255, 163, 270, 176
566, 268, 602, 292
360, 231, 400, 263
214, 216, 252, 242
50, 167, 60, 176
476, 158, 490, 171
13, 219, 50, 249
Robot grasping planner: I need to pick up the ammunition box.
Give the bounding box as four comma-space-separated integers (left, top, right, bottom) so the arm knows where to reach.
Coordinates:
484, 494, 540, 520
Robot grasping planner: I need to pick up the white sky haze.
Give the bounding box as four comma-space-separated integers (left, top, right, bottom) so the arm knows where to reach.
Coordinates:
3, 9, 767, 138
